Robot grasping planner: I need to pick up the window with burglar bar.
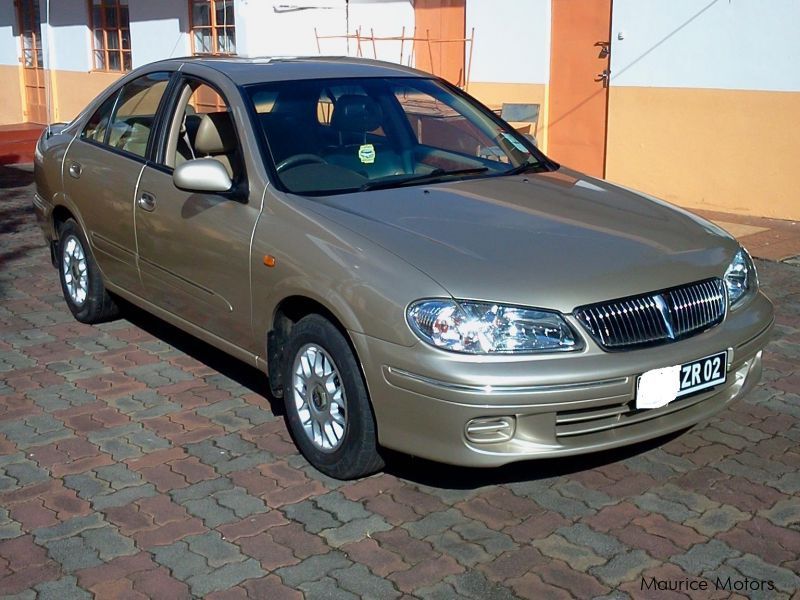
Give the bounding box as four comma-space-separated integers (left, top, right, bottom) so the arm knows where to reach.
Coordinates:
190, 0, 236, 55
89, 0, 132, 72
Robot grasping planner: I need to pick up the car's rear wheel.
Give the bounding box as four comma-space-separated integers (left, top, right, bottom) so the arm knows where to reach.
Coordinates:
57, 219, 119, 324
283, 314, 384, 479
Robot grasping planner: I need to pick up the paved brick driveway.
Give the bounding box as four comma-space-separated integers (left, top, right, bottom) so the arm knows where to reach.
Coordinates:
1, 163, 799, 599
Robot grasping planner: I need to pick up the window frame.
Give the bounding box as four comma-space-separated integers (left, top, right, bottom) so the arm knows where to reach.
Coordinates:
88, 0, 132, 73
79, 71, 176, 164
152, 74, 249, 193
189, 0, 236, 56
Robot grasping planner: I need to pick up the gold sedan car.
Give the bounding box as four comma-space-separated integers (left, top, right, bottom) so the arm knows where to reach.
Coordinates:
34, 57, 774, 479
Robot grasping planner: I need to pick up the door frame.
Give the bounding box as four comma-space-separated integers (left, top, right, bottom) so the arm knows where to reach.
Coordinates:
546, 0, 613, 177
16, 0, 48, 124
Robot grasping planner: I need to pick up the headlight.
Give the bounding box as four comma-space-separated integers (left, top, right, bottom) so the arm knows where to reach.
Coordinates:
724, 248, 756, 307
407, 299, 580, 354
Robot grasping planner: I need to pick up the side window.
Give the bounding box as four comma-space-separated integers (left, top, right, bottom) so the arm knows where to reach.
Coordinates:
166, 80, 241, 180
82, 92, 119, 144
106, 72, 171, 158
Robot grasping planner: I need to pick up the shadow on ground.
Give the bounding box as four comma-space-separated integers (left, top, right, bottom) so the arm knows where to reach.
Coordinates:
118, 296, 686, 489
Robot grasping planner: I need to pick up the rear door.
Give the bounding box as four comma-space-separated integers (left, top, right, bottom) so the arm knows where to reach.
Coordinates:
63, 71, 172, 294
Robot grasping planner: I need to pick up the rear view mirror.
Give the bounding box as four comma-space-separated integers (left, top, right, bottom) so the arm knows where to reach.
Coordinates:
173, 158, 232, 193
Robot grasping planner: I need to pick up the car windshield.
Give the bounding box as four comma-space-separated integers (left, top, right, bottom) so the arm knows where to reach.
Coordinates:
245, 77, 550, 195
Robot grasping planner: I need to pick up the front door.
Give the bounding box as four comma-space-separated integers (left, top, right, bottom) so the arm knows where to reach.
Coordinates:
134, 78, 259, 348
17, 0, 47, 123
547, 0, 612, 177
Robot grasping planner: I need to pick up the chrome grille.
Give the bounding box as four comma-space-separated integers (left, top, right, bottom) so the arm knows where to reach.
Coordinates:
575, 278, 726, 350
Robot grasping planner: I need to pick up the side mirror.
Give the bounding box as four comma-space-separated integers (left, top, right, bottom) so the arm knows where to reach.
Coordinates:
173, 158, 232, 193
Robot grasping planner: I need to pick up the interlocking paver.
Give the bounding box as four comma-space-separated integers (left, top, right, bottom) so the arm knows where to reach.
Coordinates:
1, 165, 799, 598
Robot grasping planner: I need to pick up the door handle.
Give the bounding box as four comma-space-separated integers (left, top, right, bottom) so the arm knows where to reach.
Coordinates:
595, 68, 610, 88
137, 192, 156, 212
595, 41, 610, 58
68, 162, 82, 179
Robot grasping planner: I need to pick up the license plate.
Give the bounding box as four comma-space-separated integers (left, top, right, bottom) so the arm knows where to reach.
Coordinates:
636, 351, 727, 410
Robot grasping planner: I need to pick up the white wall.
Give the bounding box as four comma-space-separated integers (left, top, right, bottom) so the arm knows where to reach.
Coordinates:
129, 0, 191, 68
0, 0, 19, 66
466, 0, 550, 84
41, 0, 91, 72
611, 0, 800, 92
235, 0, 414, 63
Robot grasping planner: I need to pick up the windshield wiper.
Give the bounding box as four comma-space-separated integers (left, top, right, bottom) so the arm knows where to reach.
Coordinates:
500, 161, 549, 177
359, 167, 489, 192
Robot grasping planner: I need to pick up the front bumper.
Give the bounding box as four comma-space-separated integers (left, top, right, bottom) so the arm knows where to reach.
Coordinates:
351, 291, 774, 467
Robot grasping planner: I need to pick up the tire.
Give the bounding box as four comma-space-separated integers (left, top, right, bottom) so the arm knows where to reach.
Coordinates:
57, 219, 119, 324
283, 314, 384, 479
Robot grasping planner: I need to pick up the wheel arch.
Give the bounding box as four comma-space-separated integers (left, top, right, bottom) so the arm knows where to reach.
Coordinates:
266, 294, 363, 400
50, 204, 78, 267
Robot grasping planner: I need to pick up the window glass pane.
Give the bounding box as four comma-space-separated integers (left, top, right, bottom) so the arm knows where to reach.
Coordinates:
194, 29, 212, 53
108, 52, 121, 71
123, 53, 131, 71
93, 50, 106, 70
93, 6, 102, 28
82, 91, 118, 143
108, 31, 119, 50
107, 72, 170, 157
216, 2, 234, 26
217, 32, 230, 54
120, 5, 129, 27
193, 3, 211, 27
93, 30, 105, 50
104, 6, 117, 27
121, 29, 130, 50
170, 81, 238, 175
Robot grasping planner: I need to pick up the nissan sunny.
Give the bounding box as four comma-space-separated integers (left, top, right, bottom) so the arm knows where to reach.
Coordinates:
33, 57, 774, 479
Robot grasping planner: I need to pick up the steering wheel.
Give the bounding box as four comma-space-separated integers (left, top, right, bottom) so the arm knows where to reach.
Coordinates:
276, 154, 327, 173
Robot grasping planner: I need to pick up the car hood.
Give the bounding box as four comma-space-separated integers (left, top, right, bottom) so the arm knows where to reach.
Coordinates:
307, 168, 739, 313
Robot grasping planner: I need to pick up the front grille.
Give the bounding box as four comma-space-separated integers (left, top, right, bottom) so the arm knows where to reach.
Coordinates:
575, 278, 726, 350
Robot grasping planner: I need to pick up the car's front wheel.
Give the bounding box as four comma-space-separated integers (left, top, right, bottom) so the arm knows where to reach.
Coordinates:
283, 314, 384, 479
57, 219, 119, 324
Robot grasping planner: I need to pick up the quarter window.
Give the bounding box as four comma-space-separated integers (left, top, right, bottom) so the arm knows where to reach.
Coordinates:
82, 93, 118, 144
89, 0, 132, 72
190, 0, 236, 55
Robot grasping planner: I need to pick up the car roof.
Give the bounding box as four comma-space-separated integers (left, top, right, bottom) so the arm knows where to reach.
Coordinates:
155, 56, 428, 85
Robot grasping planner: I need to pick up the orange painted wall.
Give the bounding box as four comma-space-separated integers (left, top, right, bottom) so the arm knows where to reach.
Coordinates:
413, 0, 466, 86
50, 70, 122, 122
466, 82, 548, 149
0, 67, 121, 125
605, 86, 800, 221
0, 65, 25, 124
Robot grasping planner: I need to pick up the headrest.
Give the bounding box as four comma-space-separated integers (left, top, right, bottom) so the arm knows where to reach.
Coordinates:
195, 111, 237, 155
330, 95, 382, 133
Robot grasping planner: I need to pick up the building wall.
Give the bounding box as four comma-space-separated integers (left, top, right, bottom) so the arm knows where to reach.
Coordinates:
464, 0, 550, 147
129, 0, 190, 68
605, 0, 800, 220
1, 0, 797, 221
0, 0, 24, 123
0, 0, 191, 125
237, 0, 414, 62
